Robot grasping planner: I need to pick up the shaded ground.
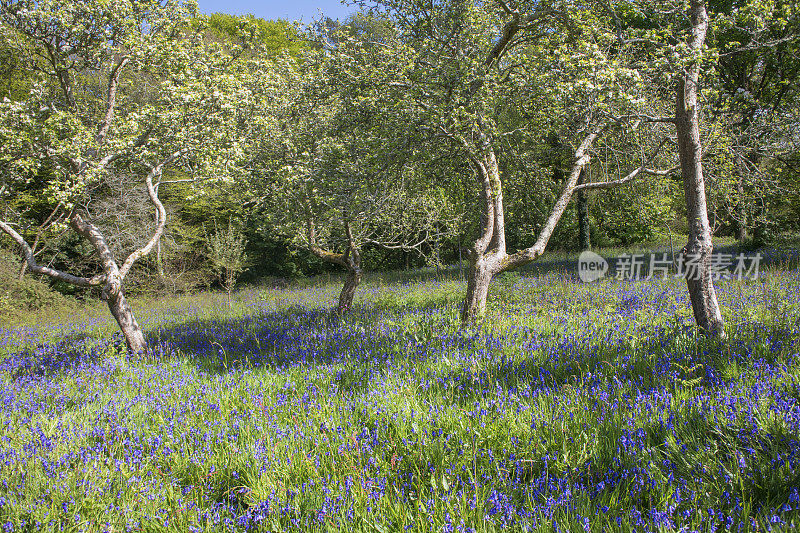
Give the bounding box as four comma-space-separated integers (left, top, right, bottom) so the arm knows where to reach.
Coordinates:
0, 250, 799, 531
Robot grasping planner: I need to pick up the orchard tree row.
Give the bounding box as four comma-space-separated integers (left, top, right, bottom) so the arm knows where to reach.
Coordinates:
1, 0, 798, 352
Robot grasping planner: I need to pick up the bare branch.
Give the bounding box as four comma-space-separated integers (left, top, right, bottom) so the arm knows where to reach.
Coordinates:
574, 138, 677, 191
573, 165, 677, 192
156, 176, 220, 186
0, 220, 106, 286
118, 149, 187, 279
606, 113, 676, 124
364, 233, 430, 256
496, 0, 517, 16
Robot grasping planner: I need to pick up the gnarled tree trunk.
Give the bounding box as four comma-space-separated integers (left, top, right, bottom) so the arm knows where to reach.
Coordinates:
3, 213, 152, 353
106, 288, 146, 353
336, 233, 362, 313
71, 214, 151, 353
338, 263, 363, 313
461, 254, 494, 323
675, 0, 725, 338
459, 135, 506, 324
457, 121, 672, 326
305, 216, 364, 315
458, 125, 602, 326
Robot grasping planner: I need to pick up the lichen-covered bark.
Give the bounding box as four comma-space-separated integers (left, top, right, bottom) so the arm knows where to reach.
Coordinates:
460, 255, 493, 324
107, 289, 147, 353
337, 266, 363, 313
675, 0, 725, 338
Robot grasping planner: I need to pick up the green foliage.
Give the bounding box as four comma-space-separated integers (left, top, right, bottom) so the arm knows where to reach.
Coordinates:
0, 28, 32, 101
0, 248, 75, 321
591, 178, 681, 246
205, 218, 249, 297
204, 13, 306, 56
0, 0, 798, 296
252, 26, 455, 275
373, 279, 463, 311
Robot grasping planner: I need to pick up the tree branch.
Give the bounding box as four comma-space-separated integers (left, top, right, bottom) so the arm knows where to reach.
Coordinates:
473, 159, 496, 255
96, 122, 156, 170
0, 220, 106, 286
118, 149, 187, 279
574, 138, 677, 191
307, 243, 348, 268
500, 121, 609, 270
573, 165, 677, 191
303, 208, 348, 268
95, 56, 129, 151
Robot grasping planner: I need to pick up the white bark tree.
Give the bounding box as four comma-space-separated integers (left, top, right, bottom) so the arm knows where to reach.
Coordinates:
370, 0, 676, 323
609, 0, 729, 336
674, 0, 725, 337
0, 0, 251, 351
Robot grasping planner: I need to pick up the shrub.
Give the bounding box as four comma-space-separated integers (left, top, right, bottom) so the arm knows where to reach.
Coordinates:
0, 248, 76, 321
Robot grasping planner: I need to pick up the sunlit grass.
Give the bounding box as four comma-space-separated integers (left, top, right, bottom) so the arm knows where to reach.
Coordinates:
1, 259, 799, 531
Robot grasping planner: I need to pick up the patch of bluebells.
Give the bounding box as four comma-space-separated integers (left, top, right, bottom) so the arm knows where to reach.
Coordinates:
0, 268, 799, 531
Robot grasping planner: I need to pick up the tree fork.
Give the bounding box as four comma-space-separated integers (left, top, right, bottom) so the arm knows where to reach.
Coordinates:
337, 265, 363, 314
460, 253, 494, 324
457, 123, 672, 326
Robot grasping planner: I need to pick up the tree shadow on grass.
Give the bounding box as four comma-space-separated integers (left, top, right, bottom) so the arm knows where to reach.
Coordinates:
416, 319, 799, 409
144, 282, 799, 405
5, 287, 798, 525
147, 304, 412, 378
0, 334, 125, 379
500, 409, 800, 525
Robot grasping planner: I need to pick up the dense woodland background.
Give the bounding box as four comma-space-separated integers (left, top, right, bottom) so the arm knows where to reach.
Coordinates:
3, 3, 800, 529
1, 0, 798, 317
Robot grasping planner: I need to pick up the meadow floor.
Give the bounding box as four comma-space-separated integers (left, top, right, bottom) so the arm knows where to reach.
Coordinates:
1, 256, 800, 531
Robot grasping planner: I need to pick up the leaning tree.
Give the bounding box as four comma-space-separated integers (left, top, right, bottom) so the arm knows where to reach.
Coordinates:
369, 0, 675, 324
250, 28, 452, 312
0, 0, 250, 352
615, 0, 748, 337
671, 0, 727, 337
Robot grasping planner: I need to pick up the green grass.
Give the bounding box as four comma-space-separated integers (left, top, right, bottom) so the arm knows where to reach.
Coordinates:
1, 255, 799, 531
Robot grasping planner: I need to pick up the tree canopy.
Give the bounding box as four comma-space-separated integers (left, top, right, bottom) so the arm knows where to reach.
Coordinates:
1, 0, 798, 344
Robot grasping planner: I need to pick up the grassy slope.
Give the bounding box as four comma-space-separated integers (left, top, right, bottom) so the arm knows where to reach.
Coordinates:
0, 253, 799, 531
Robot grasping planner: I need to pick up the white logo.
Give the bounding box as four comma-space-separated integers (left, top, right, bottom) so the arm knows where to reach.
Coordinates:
578, 250, 608, 282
